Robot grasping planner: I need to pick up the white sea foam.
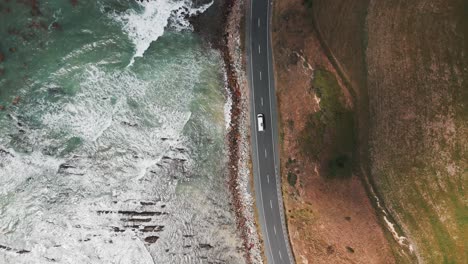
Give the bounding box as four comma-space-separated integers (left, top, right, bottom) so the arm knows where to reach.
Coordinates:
1, 60, 192, 260
0, 1, 244, 262
0, 150, 62, 197
113, 0, 213, 66
62, 39, 116, 61
223, 68, 232, 130
0, 60, 244, 263
170, 0, 214, 31
43, 65, 192, 144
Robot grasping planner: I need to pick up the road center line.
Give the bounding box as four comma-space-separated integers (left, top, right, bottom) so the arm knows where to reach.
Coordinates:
279, 250, 283, 260
270, 199, 273, 209
267, 174, 270, 183
258, 44, 261, 54
261, 97, 264, 106
250, 3, 275, 264
259, 71, 262, 80
274, 225, 277, 235
264, 148, 268, 158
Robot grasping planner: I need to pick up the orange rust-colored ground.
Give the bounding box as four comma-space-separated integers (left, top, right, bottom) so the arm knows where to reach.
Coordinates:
272, 0, 395, 263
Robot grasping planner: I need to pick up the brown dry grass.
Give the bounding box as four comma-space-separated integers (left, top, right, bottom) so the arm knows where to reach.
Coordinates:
272, 0, 396, 263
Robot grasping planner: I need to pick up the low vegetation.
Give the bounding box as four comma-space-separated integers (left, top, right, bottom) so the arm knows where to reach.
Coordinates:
300, 69, 355, 178
287, 171, 297, 186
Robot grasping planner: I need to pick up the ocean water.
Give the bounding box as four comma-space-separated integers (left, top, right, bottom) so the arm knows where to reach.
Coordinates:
0, 1, 244, 263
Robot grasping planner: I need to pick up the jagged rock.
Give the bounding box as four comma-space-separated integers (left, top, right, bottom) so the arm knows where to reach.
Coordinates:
140, 201, 156, 206
111, 226, 124, 232
117, 211, 161, 216
59, 163, 75, 170
96, 210, 112, 215
121, 218, 151, 222
144, 236, 159, 244
0, 148, 13, 157
0, 245, 12, 251
199, 243, 213, 249
141, 225, 164, 232
121, 121, 138, 127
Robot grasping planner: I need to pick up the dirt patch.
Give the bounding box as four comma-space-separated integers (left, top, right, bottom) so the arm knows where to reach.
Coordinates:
272, 0, 395, 263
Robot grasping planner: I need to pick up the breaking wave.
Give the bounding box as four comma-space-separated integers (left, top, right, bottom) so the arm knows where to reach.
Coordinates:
112, 0, 213, 66
0, 0, 244, 262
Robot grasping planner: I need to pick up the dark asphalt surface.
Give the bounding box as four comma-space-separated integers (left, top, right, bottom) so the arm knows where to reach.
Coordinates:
246, 0, 294, 263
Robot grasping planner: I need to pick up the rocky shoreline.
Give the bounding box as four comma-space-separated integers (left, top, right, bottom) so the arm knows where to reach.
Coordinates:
1, 0, 260, 262
192, 0, 263, 263
222, 1, 263, 263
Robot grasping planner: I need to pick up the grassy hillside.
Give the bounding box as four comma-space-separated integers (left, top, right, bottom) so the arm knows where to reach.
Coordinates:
308, 0, 468, 263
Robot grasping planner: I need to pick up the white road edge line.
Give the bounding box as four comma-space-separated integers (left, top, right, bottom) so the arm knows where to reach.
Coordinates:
250, 5, 275, 264
266, 0, 294, 263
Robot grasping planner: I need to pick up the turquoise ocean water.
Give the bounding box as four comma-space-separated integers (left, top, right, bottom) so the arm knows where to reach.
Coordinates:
0, 1, 244, 263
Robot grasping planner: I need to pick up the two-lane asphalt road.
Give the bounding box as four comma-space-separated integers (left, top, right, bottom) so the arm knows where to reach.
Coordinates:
246, 0, 294, 263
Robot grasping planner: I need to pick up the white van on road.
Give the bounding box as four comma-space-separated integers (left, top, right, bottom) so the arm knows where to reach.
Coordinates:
257, 113, 265, 132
